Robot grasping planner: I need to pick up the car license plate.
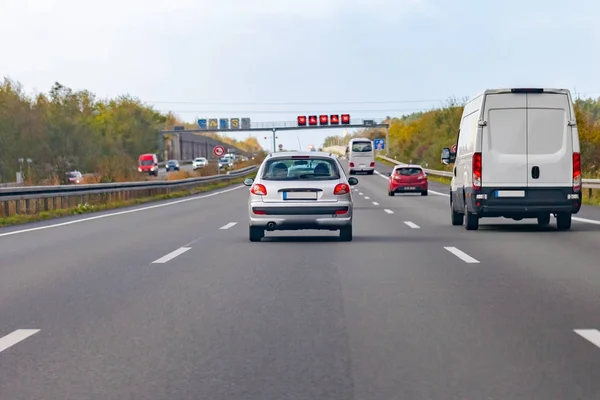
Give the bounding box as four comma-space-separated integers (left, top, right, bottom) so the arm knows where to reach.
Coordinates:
359, 164, 365, 167
283, 191, 317, 200
405, 187, 416, 190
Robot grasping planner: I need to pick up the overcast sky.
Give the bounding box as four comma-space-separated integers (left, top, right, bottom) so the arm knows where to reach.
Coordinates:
1, 0, 599, 151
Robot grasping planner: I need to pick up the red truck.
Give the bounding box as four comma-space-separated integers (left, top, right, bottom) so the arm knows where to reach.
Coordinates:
138, 153, 159, 176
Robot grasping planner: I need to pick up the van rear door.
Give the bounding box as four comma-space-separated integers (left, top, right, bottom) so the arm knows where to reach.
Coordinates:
481, 93, 528, 187
526, 93, 572, 187
350, 140, 374, 167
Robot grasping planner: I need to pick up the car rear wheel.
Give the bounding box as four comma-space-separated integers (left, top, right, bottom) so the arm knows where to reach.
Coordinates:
340, 226, 352, 241
388, 190, 394, 196
249, 226, 264, 242
421, 190, 428, 196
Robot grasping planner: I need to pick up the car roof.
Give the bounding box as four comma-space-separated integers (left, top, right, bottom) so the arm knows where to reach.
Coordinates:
267, 151, 336, 159
394, 164, 423, 169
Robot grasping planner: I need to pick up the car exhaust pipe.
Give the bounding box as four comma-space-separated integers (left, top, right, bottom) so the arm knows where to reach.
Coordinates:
266, 222, 276, 230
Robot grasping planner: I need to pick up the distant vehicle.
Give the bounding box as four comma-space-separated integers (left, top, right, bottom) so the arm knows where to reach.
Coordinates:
346, 138, 375, 175
165, 160, 180, 172
192, 157, 208, 170
66, 171, 83, 184
138, 153, 158, 176
243, 151, 359, 242
218, 156, 234, 169
387, 165, 428, 196
441, 88, 581, 231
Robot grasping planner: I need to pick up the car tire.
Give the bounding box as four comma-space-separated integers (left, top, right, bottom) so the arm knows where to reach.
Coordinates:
388, 191, 394, 196
367, 171, 374, 175
464, 204, 479, 230
537, 213, 551, 226
249, 226, 264, 242
340, 226, 352, 241
556, 212, 572, 231
421, 190, 428, 196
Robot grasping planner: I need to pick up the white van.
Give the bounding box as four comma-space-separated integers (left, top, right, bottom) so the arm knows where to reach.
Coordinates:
441, 88, 582, 231
347, 138, 375, 175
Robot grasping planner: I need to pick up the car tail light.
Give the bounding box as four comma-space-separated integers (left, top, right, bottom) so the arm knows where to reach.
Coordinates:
417, 173, 426, 180
472, 152, 482, 190
253, 209, 266, 215
335, 209, 348, 215
349, 162, 355, 167
573, 152, 581, 191
250, 183, 267, 195
370, 162, 375, 167
334, 183, 350, 195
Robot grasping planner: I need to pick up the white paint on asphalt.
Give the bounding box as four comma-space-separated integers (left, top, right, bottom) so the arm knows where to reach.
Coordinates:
444, 247, 480, 263
364, 196, 370, 199
573, 217, 600, 225
384, 209, 394, 214
0, 329, 40, 354
0, 185, 246, 238
219, 222, 237, 230
152, 247, 192, 264
359, 192, 364, 195
404, 221, 420, 229
574, 329, 600, 348
372, 202, 379, 205
374, 170, 449, 197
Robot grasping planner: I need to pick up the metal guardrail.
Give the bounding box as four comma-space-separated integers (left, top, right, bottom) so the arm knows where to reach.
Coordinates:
377, 155, 600, 189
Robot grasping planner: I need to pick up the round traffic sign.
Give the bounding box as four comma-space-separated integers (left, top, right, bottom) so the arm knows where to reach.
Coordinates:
451, 144, 457, 153
213, 145, 225, 157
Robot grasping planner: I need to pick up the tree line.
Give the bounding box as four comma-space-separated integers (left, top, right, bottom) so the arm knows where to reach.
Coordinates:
0, 78, 264, 184
324, 96, 600, 176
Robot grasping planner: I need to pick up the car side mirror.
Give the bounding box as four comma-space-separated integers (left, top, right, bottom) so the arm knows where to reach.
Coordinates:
441, 147, 456, 165
243, 178, 254, 186
348, 177, 359, 186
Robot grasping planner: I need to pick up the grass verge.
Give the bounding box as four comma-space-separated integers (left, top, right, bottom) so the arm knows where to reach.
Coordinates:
0, 174, 254, 228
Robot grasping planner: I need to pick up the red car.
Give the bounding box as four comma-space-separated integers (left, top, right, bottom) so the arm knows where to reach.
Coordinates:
387, 165, 428, 196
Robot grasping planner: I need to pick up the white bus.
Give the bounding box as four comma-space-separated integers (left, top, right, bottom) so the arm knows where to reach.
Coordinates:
346, 138, 375, 175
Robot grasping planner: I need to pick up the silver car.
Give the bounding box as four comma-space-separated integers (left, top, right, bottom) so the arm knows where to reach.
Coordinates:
243, 151, 358, 242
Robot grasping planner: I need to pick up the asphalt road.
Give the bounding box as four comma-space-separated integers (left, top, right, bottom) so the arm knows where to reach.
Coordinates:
2, 161, 600, 399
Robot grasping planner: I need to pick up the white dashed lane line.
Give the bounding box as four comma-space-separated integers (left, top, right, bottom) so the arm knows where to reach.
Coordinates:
574, 329, 600, 348
444, 246, 480, 264
152, 247, 191, 264
364, 196, 370, 199
0, 329, 40, 354
358, 192, 364, 196
219, 222, 237, 230
403, 221, 420, 229
372, 202, 379, 206
384, 209, 394, 214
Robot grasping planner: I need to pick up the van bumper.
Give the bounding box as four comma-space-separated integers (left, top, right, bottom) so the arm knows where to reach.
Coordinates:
467, 187, 582, 217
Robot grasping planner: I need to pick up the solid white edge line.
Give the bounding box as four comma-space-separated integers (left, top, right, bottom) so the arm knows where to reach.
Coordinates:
573, 217, 600, 225
0, 329, 40, 353
574, 329, 600, 348
152, 247, 192, 264
372, 202, 379, 205
404, 221, 420, 229
219, 222, 237, 230
384, 209, 394, 214
444, 246, 480, 263
0, 185, 246, 238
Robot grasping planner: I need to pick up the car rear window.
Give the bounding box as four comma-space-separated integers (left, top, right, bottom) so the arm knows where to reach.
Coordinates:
261, 157, 341, 181
351, 142, 373, 152
395, 167, 423, 176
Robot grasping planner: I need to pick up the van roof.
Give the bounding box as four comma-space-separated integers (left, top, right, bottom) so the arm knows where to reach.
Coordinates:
469, 88, 572, 100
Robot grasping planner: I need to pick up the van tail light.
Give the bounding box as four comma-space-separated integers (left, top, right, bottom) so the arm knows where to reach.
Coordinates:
370, 162, 375, 167
472, 152, 482, 190
334, 183, 350, 195
250, 183, 267, 195
573, 152, 581, 191
349, 162, 355, 167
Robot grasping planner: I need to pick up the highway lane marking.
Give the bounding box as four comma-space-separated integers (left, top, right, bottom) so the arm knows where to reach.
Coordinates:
152, 247, 192, 263
0, 185, 246, 238
404, 221, 420, 229
384, 209, 394, 214
444, 247, 480, 263
359, 192, 364, 195
364, 196, 370, 199
0, 329, 40, 354
574, 329, 600, 348
372, 202, 379, 205
220, 222, 237, 230
573, 217, 600, 225
374, 170, 449, 197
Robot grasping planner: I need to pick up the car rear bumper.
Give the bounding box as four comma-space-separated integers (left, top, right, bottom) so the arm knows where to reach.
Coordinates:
464, 186, 581, 216
390, 182, 428, 192
248, 202, 353, 229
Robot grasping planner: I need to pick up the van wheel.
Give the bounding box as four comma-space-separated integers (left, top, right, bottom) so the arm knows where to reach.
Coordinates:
340, 226, 353, 241
249, 226, 264, 242
464, 204, 479, 230
537, 213, 551, 226
556, 212, 572, 231
450, 200, 463, 226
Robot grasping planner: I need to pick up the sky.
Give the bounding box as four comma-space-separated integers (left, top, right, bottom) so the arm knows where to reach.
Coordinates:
1, 0, 600, 152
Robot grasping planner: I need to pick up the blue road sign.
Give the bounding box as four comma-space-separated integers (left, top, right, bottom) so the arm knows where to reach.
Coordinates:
219, 118, 229, 129
374, 139, 385, 151
198, 119, 207, 129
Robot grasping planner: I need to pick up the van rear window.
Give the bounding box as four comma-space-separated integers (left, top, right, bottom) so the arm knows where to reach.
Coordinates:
351, 142, 373, 152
